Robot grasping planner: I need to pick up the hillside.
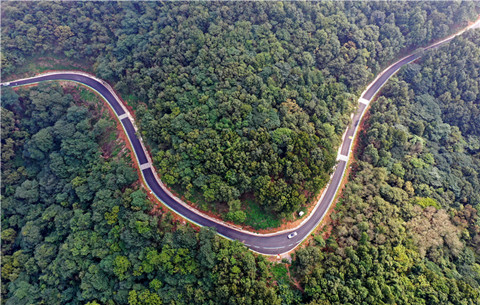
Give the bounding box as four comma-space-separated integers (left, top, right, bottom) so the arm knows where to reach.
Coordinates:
1, 2, 480, 304
2, 2, 479, 223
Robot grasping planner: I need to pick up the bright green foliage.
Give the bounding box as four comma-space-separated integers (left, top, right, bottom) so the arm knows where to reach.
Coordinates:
413, 197, 441, 209
105, 206, 120, 225
128, 290, 163, 305
226, 210, 247, 224
114, 256, 132, 280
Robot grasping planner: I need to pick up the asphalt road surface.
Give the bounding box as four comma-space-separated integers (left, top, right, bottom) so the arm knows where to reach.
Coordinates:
3, 22, 476, 255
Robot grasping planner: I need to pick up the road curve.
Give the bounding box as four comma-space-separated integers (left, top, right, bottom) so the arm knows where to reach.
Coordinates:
2, 20, 478, 255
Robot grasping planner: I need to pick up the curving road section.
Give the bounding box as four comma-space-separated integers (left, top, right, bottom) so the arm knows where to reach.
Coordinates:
2, 20, 478, 255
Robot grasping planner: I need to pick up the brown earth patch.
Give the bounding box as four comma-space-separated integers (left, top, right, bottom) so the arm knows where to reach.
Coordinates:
286, 264, 304, 292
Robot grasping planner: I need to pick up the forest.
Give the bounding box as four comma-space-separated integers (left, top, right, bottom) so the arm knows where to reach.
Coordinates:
1, 1, 480, 304
292, 30, 480, 304
2, 1, 479, 222
1, 84, 280, 305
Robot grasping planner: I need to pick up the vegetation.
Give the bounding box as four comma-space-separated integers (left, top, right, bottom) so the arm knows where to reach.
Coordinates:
2, 1, 479, 221
2, 2, 480, 305
291, 30, 480, 305
1, 85, 280, 305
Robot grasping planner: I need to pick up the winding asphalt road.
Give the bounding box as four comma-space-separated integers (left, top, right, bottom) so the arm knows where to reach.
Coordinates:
2, 20, 478, 255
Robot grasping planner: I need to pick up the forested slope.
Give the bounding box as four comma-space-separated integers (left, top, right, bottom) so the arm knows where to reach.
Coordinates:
2, 1, 479, 221
291, 30, 480, 305
2, 2, 480, 304
1, 85, 280, 305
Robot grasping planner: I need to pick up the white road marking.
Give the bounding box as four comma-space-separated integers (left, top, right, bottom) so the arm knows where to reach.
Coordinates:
337, 154, 349, 162
359, 98, 370, 105
118, 113, 128, 120
140, 163, 150, 170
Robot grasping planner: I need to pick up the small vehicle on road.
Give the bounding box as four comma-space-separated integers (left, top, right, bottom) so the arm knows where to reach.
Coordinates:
287, 232, 298, 239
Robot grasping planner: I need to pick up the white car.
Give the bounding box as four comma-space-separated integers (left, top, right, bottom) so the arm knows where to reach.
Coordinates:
287, 232, 298, 239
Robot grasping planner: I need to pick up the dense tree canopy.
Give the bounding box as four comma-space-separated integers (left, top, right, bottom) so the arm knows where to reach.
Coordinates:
1, 85, 280, 305
2, 2, 480, 305
291, 31, 480, 305
2, 1, 479, 220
